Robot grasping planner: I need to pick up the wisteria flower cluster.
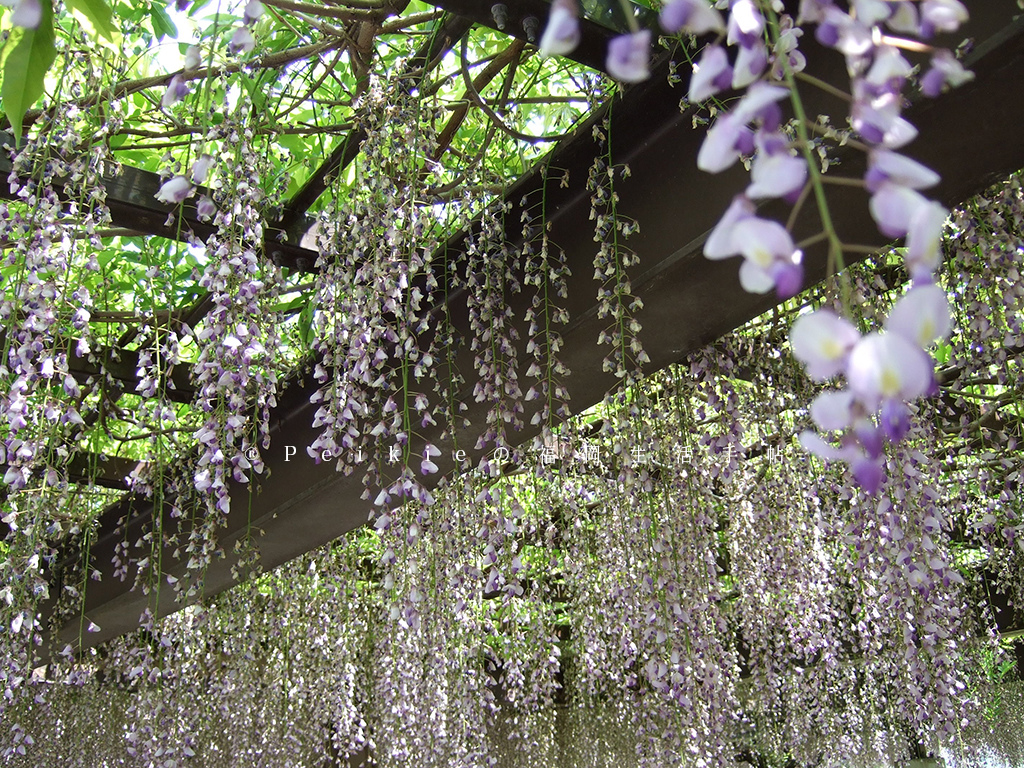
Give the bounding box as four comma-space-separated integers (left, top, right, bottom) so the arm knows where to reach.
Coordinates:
541, 0, 971, 492
309, 74, 445, 514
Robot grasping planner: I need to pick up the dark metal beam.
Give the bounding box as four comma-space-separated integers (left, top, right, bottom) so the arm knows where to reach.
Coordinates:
1, 453, 139, 492
67, 340, 196, 405
44, 4, 1024, 653
0, 141, 320, 273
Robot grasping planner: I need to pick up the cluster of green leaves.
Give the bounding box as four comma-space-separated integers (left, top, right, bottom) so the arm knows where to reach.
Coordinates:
1, 0, 117, 142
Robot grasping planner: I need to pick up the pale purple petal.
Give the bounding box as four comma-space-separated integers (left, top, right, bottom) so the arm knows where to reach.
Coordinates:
920, 0, 968, 36
738, 260, 774, 294
196, 195, 216, 220
797, 0, 827, 24
155, 175, 193, 205
770, 256, 804, 299
882, 115, 918, 149
885, 2, 919, 34
606, 30, 651, 83
799, 430, 860, 462
847, 332, 933, 407
539, 0, 580, 58
11, 0, 41, 28
704, 195, 754, 259
880, 398, 911, 442
732, 39, 768, 89
747, 152, 806, 199
730, 217, 795, 268
853, 0, 893, 25
886, 283, 951, 347
821, 8, 873, 56
865, 150, 939, 193
811, 390, 855, 431
243, 0, 264, 25
697, 113, 744, 173
852, 455, 885, 494
790, 310, 861, 381
185, 45, 202, 70
660, 0, 724, 35
854, 418, 884, 458
727, 0, 764, 46
921, 49, 974, 97
734, 82, 789, 124
688, 45, 732, 103
192, 154, 214, 184
869, 182, 928, 238
229, 26, 256, 54
865, 45, 913, 88
904, 200, 948, 278
161, 75, 190, 108
851, 88, 918, 147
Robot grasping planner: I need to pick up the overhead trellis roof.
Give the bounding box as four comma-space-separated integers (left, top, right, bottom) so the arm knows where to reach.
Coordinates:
0, 0, 1022, 669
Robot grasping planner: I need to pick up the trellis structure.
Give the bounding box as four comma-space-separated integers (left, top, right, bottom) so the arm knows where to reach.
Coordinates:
3, 0, 1024, 765
13, 0, 1019, 652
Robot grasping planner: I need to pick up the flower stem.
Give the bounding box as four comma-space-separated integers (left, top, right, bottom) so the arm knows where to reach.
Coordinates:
795, 71, 852, 102
765, 5, 851, 311
820, 175, 865, 187
786, 181, 812, 231
615, 0, 641, 34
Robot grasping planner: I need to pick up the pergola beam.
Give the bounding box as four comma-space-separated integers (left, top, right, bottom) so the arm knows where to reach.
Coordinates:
0, 143, 320, 272
426, 0, 656, 74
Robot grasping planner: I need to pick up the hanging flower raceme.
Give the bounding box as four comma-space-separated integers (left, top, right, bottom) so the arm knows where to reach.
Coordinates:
681, 0, 972, 494
189, 109, 283, 524
794, 284, 952, 493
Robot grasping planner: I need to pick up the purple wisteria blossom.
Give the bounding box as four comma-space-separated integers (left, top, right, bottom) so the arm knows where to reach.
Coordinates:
688, 45, 732, 103
184, 45, 202, 71
161, 75, 189, 108
921, 49, 974, 96
659, 0, 724, 36
727, 0, 768, 87
904, 200, 948, 279
606, 30, 651, 83
538, 0, 580, 58
243, 0, 264, 26
229, 26, 256, 55
196, 195, 216, 220
919, 0, 968, 38
794, 285, 950, 494
155, 175, 192, 204
191, 153, 214, 184
746, 131, 807, 200
790, 310, 860, 381
778, 0, 962, 489
8, 0, 40, 28
730, 217, 804, 298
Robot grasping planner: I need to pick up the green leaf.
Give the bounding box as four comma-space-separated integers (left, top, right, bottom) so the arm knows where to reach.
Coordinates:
0, 0, 56, 144
66, 0, 117, 41
148, 3, 178, 40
